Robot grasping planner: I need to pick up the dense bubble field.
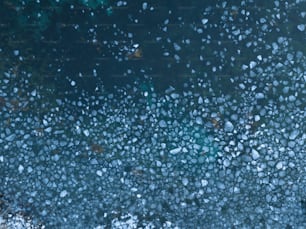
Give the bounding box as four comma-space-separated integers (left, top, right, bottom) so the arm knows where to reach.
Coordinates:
1, 0, 306, 228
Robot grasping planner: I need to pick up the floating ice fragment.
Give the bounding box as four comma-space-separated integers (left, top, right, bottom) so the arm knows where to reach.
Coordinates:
251, 149, 260, 160
159, 120, 167, 128
173, 43, 181, 51
255, 93, 265, 99
27, 167, 33, 173
289, 130, 299, 140
198, 96, 203, 104
217, 182, 225, 189
242, 64, 248, 70
5, 134, 16, 141
44, 127, 52, 133
71, 80, 76, 86
201, 179, 208, 186
182, 178, 189, 186
96, 170, 103, 176
224, 121, 234, 132
249, 61, 257, 69
170, 93, 179, 99
195, 117, 203, 125
83, 129, 90, 136
223, 158, 230, 167
201, 18, 208, 24
31, 90, 37, 97
60, 190, 68, 198
18, 165, 24, 173
43, 119, 48, 126
170, 147, 181, 154
142, 2, 148, 10
297, 24, 305, 31
254, 115, 260, 122
276, 161, 283, 170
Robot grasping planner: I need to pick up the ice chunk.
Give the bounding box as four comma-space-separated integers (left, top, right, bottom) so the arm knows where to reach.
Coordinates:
182, 178, 189, 186
5, 134, 16, 141
254, 115, 260, 122
276, 161, 283, 170
251, 149, 260, 160
249, 61, 257, 69
170, 147, 181, 154
201, 18, 208, 25
60, 190, 68, 198
96, 170, 103, 176
173, 43, 181, 51
224, 121, 234, 132
289, 130, 299, 140
142, 2, 148, 10
83, 129, 90, 136
297, 24, 305, 31
195, 116, 203, 125
198, 96, 203, 104
18, 165, 24, 173
201, 179, 208, 186
255, 93, 265, 99
159, 120, 167, 128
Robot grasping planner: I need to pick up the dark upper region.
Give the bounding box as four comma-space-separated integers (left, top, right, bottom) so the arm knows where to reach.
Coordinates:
0, 0, 303, 92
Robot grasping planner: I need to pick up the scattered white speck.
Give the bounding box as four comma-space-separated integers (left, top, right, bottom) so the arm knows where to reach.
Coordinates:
96, 170, 103, 176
